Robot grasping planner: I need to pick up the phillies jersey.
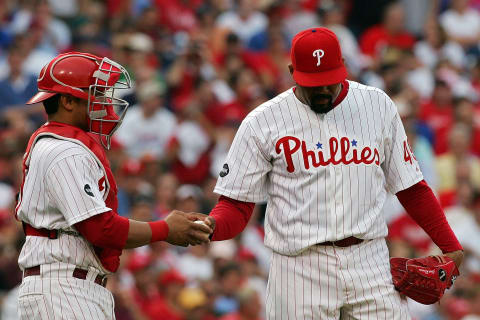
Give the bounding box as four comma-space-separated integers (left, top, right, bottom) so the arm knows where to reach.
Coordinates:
214, 80, 423, 255
17, 137, 110, 273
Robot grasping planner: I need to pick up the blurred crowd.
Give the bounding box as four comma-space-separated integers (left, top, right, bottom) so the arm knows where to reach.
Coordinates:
0, 0, 480, 319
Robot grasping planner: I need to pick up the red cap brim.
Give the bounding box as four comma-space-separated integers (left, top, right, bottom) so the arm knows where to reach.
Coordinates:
26, 91, 57, 105
293, 65, 347, 87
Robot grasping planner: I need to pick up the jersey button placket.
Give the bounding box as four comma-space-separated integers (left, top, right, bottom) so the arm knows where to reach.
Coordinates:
321, 114, 337, 234
334, 168, 342, 205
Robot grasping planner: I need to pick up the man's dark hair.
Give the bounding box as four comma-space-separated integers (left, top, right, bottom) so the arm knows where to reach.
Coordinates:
43, 94, 85, 115
43, 94, 60, 115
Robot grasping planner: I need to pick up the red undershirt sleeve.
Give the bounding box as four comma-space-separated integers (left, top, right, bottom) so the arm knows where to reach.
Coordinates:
74, 210, 130, 250
210, 195, 255, 241
395, 180, 463, 253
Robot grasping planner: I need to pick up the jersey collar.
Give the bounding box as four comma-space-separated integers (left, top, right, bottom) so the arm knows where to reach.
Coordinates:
332, 80, 349, 108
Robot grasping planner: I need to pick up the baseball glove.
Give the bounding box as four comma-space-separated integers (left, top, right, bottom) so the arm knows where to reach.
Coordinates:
390, 255, 459, 305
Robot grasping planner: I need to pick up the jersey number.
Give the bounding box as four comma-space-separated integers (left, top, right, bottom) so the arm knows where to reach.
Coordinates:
403, 141, 416, 164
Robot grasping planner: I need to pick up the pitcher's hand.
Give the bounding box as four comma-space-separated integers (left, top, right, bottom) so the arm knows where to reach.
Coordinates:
444, 250, 464, 269
164, 210, 213, 246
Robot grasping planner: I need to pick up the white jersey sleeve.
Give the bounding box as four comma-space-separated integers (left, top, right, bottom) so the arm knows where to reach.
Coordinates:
382, 98, 423, 194
45, 152, 110, 226
214, 119, 272, 202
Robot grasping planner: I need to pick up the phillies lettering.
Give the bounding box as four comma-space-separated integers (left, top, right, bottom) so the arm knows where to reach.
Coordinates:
275, 136, 380, 173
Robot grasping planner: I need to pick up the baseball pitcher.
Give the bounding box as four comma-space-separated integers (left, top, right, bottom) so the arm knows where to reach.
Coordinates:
202, 28, 464, 319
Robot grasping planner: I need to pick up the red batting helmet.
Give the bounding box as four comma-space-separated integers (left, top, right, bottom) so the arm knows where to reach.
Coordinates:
27, 52, 132, 149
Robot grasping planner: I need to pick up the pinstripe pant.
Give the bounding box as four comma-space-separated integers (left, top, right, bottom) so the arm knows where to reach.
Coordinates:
266, 238, 411, 319
18, 263, 114, 320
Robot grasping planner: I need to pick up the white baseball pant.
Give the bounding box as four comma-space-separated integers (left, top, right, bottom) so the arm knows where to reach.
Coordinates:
18, 262, 114, 320
266, 238, 410, 319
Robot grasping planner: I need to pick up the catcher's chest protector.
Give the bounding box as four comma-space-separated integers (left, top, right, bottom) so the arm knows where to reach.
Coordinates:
17, 121, 122, 272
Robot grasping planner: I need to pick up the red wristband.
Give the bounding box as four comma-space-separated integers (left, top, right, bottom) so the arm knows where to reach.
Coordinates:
148, 220, 169, 242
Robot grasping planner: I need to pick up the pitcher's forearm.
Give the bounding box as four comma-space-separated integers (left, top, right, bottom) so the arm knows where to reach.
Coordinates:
209, 196, 255, 241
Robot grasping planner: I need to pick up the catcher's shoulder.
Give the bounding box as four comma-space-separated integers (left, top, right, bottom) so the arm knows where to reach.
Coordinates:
30, 137, 97, 173
33, 137, 88, 159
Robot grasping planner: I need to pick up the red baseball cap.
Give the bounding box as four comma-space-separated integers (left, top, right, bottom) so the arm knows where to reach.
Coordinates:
290, 27, 347, 87
158, 269, 186, 287
126, 252, 152, 273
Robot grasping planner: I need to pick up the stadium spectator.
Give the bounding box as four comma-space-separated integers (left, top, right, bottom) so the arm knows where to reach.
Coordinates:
154, 173, 179, 219
115, 80, 177, 159
215, 0, 268, 45
414, 19, 467, 70
419, 80, 455, 154
435, 124, 480, 205
175, 184, 204, 213
178, 287, 216, 320
0, 44, 38, 111
167, 100, 214, 184
177, 243, 213, 282
219, 287, 262, 320
359, 2, 416, 60
440, 0, 480, 51
8, 0, 71, 53
320, 1, 365, 77
155, 269, 188, 320
213, 262, 244, 316
123, 251, 165, 320
116, 158, 154, 216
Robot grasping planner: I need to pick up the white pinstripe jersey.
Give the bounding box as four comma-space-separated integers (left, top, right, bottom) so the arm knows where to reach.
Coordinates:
17, 137, 111, 273
214, 81, 423, 255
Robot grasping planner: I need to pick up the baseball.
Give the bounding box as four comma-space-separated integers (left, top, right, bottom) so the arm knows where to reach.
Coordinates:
194, 220, 208, 227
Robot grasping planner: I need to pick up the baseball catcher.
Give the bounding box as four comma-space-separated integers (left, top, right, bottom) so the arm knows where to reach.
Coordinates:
16, 52, 212, 319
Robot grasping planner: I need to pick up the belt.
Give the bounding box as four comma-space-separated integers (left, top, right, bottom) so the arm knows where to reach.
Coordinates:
317, 236, 364, 247
23, 223, 80, 239
24, 266, 108, 287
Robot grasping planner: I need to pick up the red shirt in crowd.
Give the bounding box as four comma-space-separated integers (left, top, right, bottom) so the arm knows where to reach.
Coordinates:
154, 0, 202, 33
167, 135, 212, 185
127, 285, 184, 320
359, 25, 416, 57
204, 100, 248, 127
144, 297, 184, 320
419, 100, 454, 155
468, 106, 480, 156
387, 213, 433, 254
242, 51, 284, 82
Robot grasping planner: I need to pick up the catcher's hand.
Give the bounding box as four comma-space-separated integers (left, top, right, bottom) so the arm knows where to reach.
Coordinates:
390, 255, 460, 305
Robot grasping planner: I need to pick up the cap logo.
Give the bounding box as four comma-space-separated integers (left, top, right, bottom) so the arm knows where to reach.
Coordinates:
313, 49, 325, 66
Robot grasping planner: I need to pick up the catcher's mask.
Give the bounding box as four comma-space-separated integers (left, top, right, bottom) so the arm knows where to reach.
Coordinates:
27, 52, 132, 149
